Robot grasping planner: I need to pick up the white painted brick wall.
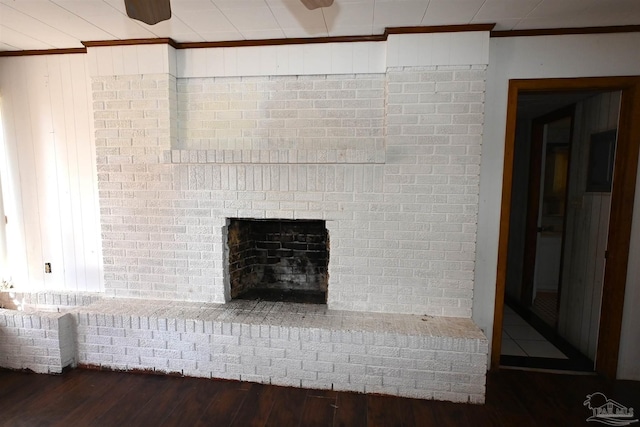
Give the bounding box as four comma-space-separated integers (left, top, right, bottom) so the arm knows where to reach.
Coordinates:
0, 309, 75, 373
74, 298, 487, 403
176, 74, 385, 153
93, 64, 486, 317
0, 291, 103, 311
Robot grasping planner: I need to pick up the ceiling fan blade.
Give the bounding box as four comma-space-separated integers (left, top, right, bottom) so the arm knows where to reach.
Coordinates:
125, 0, 172, 25
300, 0, 334, 10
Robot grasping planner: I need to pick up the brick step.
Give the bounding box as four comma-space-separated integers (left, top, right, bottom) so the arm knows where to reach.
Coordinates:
74, 298, 488, 403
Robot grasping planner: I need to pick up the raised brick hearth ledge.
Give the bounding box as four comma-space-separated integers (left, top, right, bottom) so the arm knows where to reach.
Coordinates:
1, 292, 487, 403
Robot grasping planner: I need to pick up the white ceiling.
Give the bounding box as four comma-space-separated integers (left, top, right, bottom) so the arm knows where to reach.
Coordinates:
1, 0, 639, 52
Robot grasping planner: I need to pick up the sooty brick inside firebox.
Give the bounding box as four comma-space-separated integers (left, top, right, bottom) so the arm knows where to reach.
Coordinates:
227, 219, 328, 304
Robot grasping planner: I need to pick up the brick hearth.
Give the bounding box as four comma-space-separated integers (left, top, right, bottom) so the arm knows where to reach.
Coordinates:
0, 291, 487, 403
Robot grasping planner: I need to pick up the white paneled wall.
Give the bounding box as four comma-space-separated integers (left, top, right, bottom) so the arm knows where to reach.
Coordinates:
386, 33, 490, 68
172, 32, 489, 80
177, 42, 386, 78
86, 44, 177, 77
559, 91, 621, 360
0, 54, 103, 292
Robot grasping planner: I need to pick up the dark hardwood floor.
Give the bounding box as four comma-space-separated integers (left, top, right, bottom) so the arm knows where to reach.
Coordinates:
1, 367, 639, 426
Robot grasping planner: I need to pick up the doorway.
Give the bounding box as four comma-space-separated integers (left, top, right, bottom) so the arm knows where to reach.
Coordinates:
523, 106, 574, 327
492, 77, 640, 378
503, 96, 617, 372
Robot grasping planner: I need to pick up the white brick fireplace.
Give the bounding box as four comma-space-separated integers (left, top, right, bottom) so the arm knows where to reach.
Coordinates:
93, 34, 486, 318
20, 30, 490, 402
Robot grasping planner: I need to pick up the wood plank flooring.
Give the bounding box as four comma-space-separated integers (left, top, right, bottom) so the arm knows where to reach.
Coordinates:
1, 367, 639, 426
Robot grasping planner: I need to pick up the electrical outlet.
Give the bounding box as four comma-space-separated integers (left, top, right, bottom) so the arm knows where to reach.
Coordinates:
44, 263, 52, 274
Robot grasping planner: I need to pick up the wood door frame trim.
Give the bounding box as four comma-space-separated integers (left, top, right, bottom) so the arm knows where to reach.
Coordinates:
491, 76, 640, 377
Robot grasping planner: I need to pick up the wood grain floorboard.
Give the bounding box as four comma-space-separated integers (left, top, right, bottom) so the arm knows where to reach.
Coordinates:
485, 372, 539, 427
264, 385, 307, 427
230, 383, 277, 427
193, 386, 249, 426
518, 370, 578, 426
409, 399, 438, 426
88, 373, 171, 427
1, 368, 639, 427
460, 398, 502, 427
0, 370, 30, 400
16, 370, 121, 427
332, 390, 367, 427
299, 392, 338, 427
0, 372, 76, 426
158, 377, 230, 427
367, 394, 408, 427
433, 401, 473, 427
500, 372, 554, 426
51, 370, 132, 427
0, 371, 66, 411
394, 395, 418, 427
126, 374, 198, 426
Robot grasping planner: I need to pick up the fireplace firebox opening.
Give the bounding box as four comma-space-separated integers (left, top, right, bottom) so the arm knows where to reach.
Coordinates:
226, 218, 329, 304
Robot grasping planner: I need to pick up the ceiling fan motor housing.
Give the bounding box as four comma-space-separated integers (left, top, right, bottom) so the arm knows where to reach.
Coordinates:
125, 0, 172, 25
300, 0, 335, 10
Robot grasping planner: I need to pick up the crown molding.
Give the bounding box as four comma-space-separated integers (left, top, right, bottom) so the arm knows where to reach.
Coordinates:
0, 47, 86, 57
176, 34, 386, 49
491, 25, 640, 38
0, 24, 498, 57
82, 38, 180, 49
385, 24, 496, 35
3, 24, 640, 57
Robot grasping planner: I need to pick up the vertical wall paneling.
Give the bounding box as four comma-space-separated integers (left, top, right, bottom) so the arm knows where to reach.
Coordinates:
0, 60, 30, 286
558, 91, 620, 360
175, 42, 389, 79
580, 194, 601, 351
110, 46, 125, 77
0, 174, 7, 277
47, 54, 78, 289
386, 32, 489, 68
60, 55, 86, 289
25, 55, 65, 289
0, 54, 103, 292
588, 91, 619, 359
571, 94, 600, 350
123, 46, 140, 75
589, 193, 611, 358
13, 58, 45, 289
74, 55, 103, 291
96, 46, 115, 77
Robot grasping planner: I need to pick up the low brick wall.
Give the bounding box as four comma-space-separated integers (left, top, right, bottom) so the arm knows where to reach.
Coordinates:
0, 291, 103, 312
0, 309, 75, 374
75, 298, 488, 403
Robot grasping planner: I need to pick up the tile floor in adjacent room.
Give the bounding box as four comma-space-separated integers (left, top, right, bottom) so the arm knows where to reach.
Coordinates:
501, 305, 568, 359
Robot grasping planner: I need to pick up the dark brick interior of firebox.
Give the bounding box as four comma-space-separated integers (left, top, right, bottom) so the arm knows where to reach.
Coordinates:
227, 219, 328, 303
